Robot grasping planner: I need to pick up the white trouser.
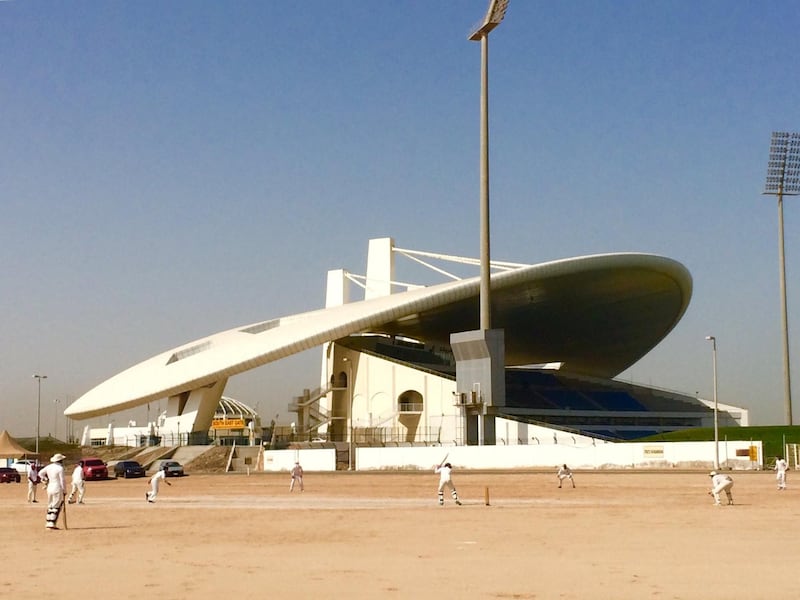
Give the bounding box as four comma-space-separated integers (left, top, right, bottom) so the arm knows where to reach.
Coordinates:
27, 481, 39, 502
712, 480, 734, 504
69, 481, 85, 503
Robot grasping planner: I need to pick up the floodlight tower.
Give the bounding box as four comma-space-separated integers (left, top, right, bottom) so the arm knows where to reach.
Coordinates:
764, 131, 800, 425
705, 336, 720, 470
469, 0, 509, 330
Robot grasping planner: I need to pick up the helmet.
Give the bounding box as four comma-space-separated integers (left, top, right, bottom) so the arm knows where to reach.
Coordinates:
709, 471, 718, 477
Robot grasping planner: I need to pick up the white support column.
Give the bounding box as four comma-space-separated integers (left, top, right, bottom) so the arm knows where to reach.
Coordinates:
365, 237, 394, 300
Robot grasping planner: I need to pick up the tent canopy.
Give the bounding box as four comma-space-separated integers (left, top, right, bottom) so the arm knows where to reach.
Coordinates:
0, 430, 33, 459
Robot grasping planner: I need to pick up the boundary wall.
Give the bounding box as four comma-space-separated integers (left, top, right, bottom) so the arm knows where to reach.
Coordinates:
261, 440, 763, 472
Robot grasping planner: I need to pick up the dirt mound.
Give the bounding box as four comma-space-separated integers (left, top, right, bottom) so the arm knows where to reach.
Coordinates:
185, 446, 229, 473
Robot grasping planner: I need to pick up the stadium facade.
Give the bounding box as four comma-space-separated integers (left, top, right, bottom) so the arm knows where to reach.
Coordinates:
66, 238, 747, 451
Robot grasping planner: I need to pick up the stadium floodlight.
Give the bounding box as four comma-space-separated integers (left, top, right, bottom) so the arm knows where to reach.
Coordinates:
469, 0, 510, 41
705, 336, 719, 470
763, 131, 800, 425
469, 0, 510, 330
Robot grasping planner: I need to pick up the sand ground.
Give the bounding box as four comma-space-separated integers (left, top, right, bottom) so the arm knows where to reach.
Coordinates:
0, 469, 797, 599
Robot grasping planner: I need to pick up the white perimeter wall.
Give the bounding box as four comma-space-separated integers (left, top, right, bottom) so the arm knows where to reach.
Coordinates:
263, 440, 763, 472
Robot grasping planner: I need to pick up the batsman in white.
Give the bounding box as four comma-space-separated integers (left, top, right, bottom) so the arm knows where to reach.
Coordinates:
434, 462, 462, 507
774, 456, 788, 490
708, 471, 734, 506
146, 465, 172, 503
38, 453, 67, 530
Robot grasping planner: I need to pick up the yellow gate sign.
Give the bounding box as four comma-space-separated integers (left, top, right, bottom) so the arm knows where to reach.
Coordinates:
211, 418, 246, 430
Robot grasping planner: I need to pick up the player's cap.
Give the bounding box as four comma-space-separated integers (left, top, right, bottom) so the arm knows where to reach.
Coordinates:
709, 470, 717, 477
50, 453, 66, 463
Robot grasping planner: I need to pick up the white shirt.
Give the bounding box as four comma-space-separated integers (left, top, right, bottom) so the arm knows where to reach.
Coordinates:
39, 462, 66, 493
291, 464, 303, 478
72, 465, 84, 483
711, 473, 732, 488
435, 465, 452, 483
776, 459, 788, 473
150, 470, 166, 485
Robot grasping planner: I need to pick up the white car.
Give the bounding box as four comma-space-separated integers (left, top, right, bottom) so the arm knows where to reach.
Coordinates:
11, 459, 36, 475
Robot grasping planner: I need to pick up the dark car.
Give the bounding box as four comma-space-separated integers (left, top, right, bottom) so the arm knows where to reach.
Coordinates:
82, 458, 109, 480
0, 467, 21, 483
114, 460, 146, 479
160, 461, 185, 477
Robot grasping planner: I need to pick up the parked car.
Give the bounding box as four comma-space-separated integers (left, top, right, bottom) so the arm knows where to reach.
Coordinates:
160, 461, 185, 477
0, 467, 21, 483
114, 460, 146, 479
82, 458, 108, 480
11, 459, 36, 475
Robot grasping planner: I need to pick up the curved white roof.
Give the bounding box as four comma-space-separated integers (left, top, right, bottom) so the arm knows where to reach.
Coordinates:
65, 252, 691, 420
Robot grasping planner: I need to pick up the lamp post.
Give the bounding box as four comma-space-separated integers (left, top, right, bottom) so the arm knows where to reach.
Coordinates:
763, 131, 800, 425
469, 0, 509, 331
33, 374, 47, 455
705, 336, 719, 469
53, 398, 60, 441
343, 357, 354, 470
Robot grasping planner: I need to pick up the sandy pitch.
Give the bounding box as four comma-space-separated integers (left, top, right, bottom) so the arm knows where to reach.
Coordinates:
1, 470, 796, 599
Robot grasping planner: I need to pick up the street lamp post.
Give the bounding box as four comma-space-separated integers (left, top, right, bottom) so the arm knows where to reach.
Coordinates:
705, 336, 720, 469
469, 0, 509, 331
53, 398, 61, 441
763, 131, 800, 425
33, 374, 47, 455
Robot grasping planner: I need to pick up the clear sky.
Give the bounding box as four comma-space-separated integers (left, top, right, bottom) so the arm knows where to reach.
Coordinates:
3, 1, 800, 439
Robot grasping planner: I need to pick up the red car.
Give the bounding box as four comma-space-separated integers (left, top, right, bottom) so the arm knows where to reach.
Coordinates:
0, 467, 21, 483
81, 458, 108, 480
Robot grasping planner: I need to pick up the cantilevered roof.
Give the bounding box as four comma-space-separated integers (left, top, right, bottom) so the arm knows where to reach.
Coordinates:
65, 252, 691, 420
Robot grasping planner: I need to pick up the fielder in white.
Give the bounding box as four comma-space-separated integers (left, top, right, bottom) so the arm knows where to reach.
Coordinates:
557, 464, 575, 488
289, 462, 304, 492
434, 462, 462, 506
774, 456, 788, 490
708, 471, 734, 506
67, 461, 85, 504
146, 466, 171, 503
26, 462, 40, 503
38, 453, 67, 530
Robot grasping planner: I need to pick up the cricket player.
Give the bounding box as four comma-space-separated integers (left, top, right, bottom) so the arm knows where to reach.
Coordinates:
289, 462, 304, 492
775, 456, 788, 490
146, 465, 171, 503
434, 462, 462, 506
38, 453, 67, 530
557, 464, 575, 488
708, 471, 734, 505
67, 461, 85, 504
27, 462, 40, 503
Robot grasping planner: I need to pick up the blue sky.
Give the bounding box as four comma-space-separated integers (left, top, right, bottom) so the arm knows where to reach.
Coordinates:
2, 1, 800, 438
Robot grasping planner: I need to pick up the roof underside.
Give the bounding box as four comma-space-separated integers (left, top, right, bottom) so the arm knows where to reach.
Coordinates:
371, 264, 687, 377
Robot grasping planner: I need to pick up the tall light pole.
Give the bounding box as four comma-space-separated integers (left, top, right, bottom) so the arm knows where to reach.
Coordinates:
469, 0, 509, 331
33, 374, 47, 455
53, 398, 61, 441
343, 357, 354, 470
764, 131, 800, 425
705, 336, 719, 469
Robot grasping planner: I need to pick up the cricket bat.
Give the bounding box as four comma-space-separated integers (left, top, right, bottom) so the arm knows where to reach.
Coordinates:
437, 452, 449, 469
61, 499, 68, 530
